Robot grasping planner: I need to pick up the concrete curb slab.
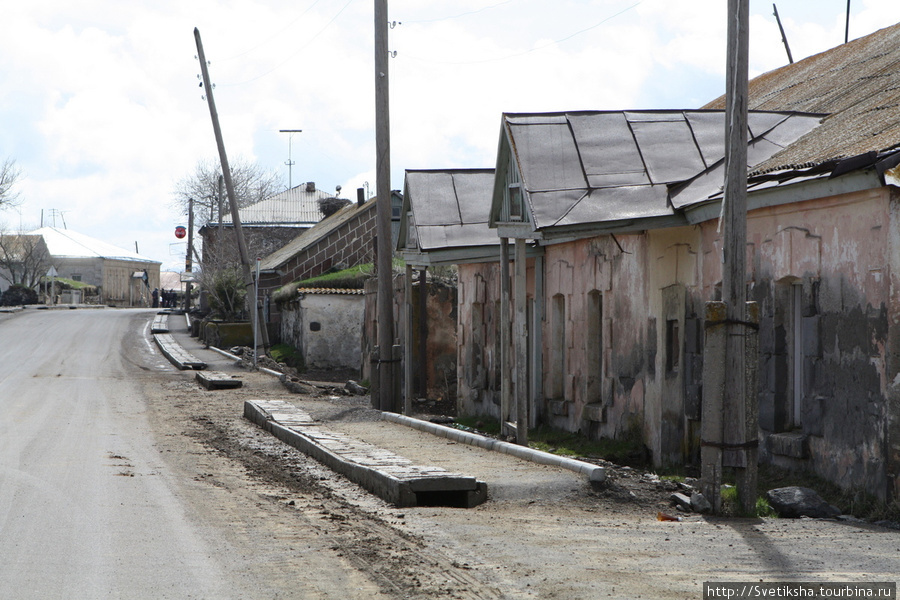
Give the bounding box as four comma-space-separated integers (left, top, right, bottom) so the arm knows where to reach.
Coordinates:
153, 333, 207, 370
244, 399, 487, 508
196, 371, 243, 390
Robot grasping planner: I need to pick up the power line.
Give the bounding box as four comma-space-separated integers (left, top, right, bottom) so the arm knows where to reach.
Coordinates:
400, 1, 643, 66
218, 0, 326, 62
219, 0, 357, 86
402, 0, 515, 24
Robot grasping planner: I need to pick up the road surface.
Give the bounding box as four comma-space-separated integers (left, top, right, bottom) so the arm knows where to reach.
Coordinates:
2, 308, 899, 600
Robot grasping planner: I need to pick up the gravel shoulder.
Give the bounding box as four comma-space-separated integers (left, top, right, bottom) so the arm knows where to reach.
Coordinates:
131, 313, 900, 599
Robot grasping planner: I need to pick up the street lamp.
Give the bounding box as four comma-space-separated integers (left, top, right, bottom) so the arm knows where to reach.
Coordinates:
279, 129, 303, 189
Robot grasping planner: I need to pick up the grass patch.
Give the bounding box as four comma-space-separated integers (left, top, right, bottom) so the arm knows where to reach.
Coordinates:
453, 415, 502, 436
719, 484, 777, 518
42, 277, 98, 291
272, 261, 405, 304
268, 343, 304, 371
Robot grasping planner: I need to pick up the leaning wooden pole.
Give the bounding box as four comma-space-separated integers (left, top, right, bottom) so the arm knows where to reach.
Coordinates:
194, 27, 269, 351
374, 0, 395, 411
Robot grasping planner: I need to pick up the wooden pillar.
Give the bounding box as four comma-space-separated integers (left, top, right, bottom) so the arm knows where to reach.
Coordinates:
404, 263, 413, 415
418, 267, 428, 397
500, 237, 512, 435
514, 238, 528, 445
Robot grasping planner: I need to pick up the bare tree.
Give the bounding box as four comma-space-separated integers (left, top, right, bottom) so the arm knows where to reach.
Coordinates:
0, 229, 50, 289
0, 158, 23, 209
172, 157, 283, 227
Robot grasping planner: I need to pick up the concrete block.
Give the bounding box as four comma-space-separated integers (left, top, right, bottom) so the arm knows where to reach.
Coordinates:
196, 371, 242, 390
582, 403, 606, 423
768, 432, 809, 459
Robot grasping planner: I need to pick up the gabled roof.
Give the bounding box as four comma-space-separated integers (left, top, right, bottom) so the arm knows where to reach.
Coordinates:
260, 198, 375, 271
29, 227, 159, 264
704, 21, 900, 174
400, 169, 498, 252
491, 110, 823, 235
214, 183, 330, 228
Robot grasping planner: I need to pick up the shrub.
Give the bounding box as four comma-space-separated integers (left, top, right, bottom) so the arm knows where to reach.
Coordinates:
205, 267, 247, 321
1, 284, 38, 306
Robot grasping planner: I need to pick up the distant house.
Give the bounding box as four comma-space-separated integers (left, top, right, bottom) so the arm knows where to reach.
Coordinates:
199, 181, 330, 269
30, 226, 160, 306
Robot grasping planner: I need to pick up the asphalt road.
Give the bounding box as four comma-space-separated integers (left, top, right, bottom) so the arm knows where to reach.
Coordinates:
4, 308, 900, 600
0, 308, 242, 598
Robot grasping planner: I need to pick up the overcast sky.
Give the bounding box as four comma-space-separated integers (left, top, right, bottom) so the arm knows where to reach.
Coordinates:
1, 0, 899, 271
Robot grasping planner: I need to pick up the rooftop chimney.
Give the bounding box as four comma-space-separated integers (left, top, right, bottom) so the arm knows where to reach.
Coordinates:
305, 181, 316, 193
357, 187, 365, 206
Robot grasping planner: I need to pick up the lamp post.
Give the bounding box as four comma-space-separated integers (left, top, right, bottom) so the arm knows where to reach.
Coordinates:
279, 129, 303, 189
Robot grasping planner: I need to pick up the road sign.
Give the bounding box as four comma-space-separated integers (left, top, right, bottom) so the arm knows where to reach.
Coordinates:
175, 226, 187, 239
46, 266, 58, 278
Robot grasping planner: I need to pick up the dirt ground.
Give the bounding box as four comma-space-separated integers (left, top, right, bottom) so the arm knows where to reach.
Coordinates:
133, 326, 900, 599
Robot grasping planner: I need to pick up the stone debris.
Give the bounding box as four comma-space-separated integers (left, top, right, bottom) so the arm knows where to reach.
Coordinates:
765, 486, 841, 519
690, 491, 712, 514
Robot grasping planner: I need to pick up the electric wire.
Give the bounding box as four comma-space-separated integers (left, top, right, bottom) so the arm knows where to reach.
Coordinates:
400, 1, 643, 66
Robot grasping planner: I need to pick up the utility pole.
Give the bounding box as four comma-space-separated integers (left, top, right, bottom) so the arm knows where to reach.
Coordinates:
185, 196, 194, 311
194, 27, 269, 351
217, 175, 224, 235
374, 0, 395, 411
279, 129, 303, 189
772, 4, 793, 64
701, 0, 758, 515
845, 0, 851, 44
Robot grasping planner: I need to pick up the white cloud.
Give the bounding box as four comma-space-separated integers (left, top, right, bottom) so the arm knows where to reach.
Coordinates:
1, 0, 899, 272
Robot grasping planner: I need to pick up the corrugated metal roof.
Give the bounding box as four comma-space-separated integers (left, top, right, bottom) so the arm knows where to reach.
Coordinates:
404, 169, 498, 251
503, 110, 823, 229
30, 227, 159, 263
217, 183, 331, 227
704, 22, 900, 173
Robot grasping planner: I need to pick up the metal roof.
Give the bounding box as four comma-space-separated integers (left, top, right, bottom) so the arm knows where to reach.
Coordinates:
402, 169, 498, 252
30, 227, 159, 263
216, 183, 330, 227
704, 22, 900, 173
500, 110, 823, 231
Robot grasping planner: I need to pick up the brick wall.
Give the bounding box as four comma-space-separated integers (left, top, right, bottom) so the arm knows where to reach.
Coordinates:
279, 202, 377, 285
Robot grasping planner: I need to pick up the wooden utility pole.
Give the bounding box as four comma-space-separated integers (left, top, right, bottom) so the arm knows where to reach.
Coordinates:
184, 196, 194, 311
772, 4, 793, 64
194, 27, 269, 350
374, 0, 395, 411
845, 0, 851, 44
701, 0, 758, 515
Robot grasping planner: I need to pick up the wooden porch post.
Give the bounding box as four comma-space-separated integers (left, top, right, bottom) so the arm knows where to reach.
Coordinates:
514, 237, 529, 445
500, 237, 512, 436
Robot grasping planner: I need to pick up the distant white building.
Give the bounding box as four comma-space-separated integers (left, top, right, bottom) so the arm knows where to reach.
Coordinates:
30, 227, 161, 306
